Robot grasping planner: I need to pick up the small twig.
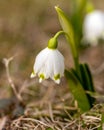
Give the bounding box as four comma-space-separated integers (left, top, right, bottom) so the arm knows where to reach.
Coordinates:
20, 117, 51, 127
83, 115, 101, 121
63, 120, 77, 129
0, 116, 8, 130
34, 124, 40, 130
91, 125, 101, 130
3, 56, 23, 102
48, 102, 54, 122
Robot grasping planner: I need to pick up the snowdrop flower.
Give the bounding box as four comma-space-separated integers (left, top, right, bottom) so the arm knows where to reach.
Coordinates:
83, 10, 104, 46
30, 37, 64, 84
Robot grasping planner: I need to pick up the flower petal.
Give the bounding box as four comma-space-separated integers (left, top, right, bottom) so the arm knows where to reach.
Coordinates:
30, 71, 36, 78
34, 48, 49, 74
31, 47, 65, 84
54, 79, 60, 84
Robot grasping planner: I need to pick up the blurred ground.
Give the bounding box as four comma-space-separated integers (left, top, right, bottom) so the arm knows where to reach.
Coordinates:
0, 0, 104, 129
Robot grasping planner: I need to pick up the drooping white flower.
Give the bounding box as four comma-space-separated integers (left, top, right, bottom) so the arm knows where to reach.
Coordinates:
30, 47, 64, 84
83, 10, 104, 46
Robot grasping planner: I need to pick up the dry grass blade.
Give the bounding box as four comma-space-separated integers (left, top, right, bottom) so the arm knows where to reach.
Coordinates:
0, 116, 8, 130
10, 104, 104, 130
3, 56, 23, 102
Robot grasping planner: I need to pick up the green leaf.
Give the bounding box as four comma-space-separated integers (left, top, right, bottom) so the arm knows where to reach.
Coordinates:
79, 63, 95, 107
71, 0, 94, 46
55, 6, 77, 59
85, 0, 95, 13
55, 6, 80, 78
79, 63, 95, 91
71, 0, 87, 45
73, 0, 87, 13
65, 69, 90, 112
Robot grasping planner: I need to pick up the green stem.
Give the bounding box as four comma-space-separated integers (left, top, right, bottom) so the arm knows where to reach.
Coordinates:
55, 31, 81, 80
54, 30, 66, 39
48, 31, 66, 49
53, 30, 81, 81
55, 7, 82, 80
66, 34, 81, 80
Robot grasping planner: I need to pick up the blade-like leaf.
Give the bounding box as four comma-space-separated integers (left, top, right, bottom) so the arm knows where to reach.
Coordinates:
71, 0, 87, 45
55, 6, 81, 77
55, 6, 77, 59
65, 69, 90, 112
79, 63, 95, 91
73, 0, 87, 13
71, 0, 94, 46
79, 63, 95, 107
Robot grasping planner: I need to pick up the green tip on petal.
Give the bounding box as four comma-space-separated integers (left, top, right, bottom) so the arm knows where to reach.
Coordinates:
48, 37, 58, 49
30, 71, 35, 78
39, 78, 43, 83
54, 74, 60, 80
54, 74, 61, 84
39, 74, 45, 83
55, 79, 60, 84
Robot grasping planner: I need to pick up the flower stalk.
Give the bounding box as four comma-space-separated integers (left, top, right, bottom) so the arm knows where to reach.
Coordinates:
55, 6, 95, 112
31, 33, 65, 84
31, 5, 95, 113
55, 6, 81, 80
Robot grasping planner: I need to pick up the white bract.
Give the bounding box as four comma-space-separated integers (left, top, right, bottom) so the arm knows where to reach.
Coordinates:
30, 47, 64, 84
83, 10, 104, 46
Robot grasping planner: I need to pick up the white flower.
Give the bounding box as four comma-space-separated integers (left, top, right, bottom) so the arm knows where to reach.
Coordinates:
30, 47, 64, 84
83, 10, 104, 46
